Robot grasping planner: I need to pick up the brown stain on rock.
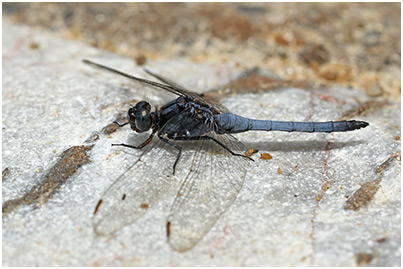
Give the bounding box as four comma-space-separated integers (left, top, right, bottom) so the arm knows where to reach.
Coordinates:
344, 151, 400, 210
211, 15, 254, 41
344, 180, 381, 211
101, 122, 120, 135
299, 44, 330, 66
94, 199, 103, 214
355, 252, 373, 266
3, 3, 400, 100
2, 145, 94, 217
204, 73, 311, 101
166, 221, 171, 237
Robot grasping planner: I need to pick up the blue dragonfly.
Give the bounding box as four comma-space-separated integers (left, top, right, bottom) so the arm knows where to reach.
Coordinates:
83, 60, 368, 252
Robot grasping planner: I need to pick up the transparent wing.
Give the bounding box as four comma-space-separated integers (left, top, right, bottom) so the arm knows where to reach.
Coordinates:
144, 68, 231, 114
93, 132, 179, 235
163, 114, 251, 252
87, 59, 249, 246
94, 108, 250, 252
84, 59, 194, 99
83, 59, 230, 113
144, 68, 193, 94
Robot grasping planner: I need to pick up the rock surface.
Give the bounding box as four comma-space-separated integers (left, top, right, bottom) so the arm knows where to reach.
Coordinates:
2, 19, 400, 266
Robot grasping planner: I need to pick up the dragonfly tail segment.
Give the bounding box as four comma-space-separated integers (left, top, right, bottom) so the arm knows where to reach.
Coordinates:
216, 114, 369, 133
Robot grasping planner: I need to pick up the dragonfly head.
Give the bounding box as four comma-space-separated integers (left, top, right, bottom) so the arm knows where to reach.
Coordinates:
128, 101, 152, 132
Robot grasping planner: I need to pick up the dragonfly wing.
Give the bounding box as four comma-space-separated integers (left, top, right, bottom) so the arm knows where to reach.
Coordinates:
144, 68, 192, 93
144, 68, 230, 113
83, 60, 229, 113
83, 59, 188, 98
165, 129, 250, 252
93, 134, 179, 235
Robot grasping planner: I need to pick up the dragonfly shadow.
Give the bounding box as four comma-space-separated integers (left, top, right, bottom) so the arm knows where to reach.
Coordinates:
242, 140, 367, 153
120, 134, 204, 156
122, 132, 367, 154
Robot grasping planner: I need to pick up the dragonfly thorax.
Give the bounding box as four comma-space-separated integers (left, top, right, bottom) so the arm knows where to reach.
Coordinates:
128, 101, 152, 133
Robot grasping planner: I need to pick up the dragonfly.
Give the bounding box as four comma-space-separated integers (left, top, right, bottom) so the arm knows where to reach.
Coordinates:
83, 59, 369, 252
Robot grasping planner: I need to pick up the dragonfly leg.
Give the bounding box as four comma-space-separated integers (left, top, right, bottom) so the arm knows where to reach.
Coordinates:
170, 135, 254, 162
157, 135, 182, 175
113, 120, 129, 127
112, 129, 155, 149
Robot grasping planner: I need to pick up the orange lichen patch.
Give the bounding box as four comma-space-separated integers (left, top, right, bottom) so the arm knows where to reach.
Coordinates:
355, 252, 373, 266
315, 195, 322, 202
277, 167, 282, 174
135, 54, 147, 66
260, 153, 272, 160
29, 42, 40, 50
299, 44, 330, 66
2, 145, 94, 217
245, 148, 258, 157
140, 203, 149, 209
395, 136, 400, 140
319, 63, 353, 83
211, 15, 254, 41
273, 32, 291, 46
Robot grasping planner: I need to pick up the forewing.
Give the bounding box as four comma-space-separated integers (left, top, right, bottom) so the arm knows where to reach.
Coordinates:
83, 60, 188, 98
84, 60, 229, 113
144, 68, 193, 94
167, 130, 250, 252
87, 60, 245, 244
144, 68, 230, 113
93, 133, 178, 235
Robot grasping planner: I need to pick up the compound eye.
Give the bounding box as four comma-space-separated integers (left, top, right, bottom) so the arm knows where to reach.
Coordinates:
128, 101, 152, 132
